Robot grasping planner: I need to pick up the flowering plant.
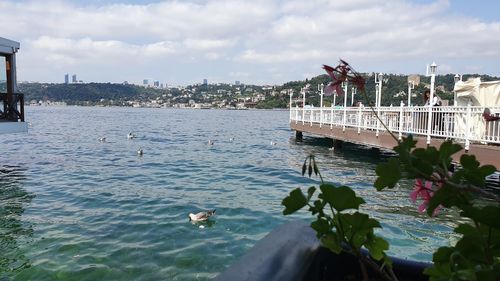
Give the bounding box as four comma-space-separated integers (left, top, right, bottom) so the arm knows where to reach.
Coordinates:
282, 60, 500, 281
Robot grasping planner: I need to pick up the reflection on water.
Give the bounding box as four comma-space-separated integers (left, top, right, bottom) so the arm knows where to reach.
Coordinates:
0, 107, 460, 280
0, 166, 33, 278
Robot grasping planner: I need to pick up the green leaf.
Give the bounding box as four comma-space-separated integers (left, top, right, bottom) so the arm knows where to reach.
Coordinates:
432, 246, 454, 263
311, 218, 330, 237
282, 188, 308, 215
461, 154, 480, 170
393, 136, 417, 164
412, 146, 440, 167
340, 212, 381, 248
461, 205, 500, 228
439, 141, 463, 164
374, 158, 402, 190
321, 232, 342, 254
427, 184, 466, 216
364, 233, 389, 261
319, 184, 365, 211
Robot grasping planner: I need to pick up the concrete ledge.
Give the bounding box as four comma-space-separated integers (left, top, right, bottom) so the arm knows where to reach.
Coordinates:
0, 122, 28, 134
213, 221, 319, 281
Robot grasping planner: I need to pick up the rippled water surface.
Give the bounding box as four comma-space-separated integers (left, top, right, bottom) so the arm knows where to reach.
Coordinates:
1, 107, 458, 280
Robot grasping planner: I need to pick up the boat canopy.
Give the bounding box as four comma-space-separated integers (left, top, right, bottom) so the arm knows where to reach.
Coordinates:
454, 78, 500, 106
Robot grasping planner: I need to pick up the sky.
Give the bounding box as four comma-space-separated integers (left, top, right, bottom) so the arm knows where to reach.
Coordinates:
1, 0, 500, 86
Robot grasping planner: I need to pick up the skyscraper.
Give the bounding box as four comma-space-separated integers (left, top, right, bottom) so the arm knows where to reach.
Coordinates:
64, 74, 69, 84
203, 79, 208, 85
72, 74, 77, 83
143, 79, 149, 86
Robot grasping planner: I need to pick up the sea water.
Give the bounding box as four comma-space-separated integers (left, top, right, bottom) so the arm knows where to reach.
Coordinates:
0, 107, 458, 280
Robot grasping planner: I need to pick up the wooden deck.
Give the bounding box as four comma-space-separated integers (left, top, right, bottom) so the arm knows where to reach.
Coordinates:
291, 122, 500, 168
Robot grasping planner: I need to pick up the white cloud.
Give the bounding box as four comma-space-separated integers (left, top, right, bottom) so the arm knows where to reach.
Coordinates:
2, 0, 500, 84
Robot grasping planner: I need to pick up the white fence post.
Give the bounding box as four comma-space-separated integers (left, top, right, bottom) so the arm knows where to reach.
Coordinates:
399, 101, 404, 140
295, 105, 299, 124
357, 105, 362, 134
310, 108, 313, 126
426, 104, 433, 145
343, 106, 347, 132
330, 105, 333, 129
320, 106, 323, 128
465, 102, 471, 151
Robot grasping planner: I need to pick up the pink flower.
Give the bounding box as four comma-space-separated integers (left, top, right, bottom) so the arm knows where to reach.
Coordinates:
410, 179, 442, 216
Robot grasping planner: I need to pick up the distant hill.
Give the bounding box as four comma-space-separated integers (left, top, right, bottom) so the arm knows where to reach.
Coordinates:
18, 73, 500, 108
19, 82, 165, 106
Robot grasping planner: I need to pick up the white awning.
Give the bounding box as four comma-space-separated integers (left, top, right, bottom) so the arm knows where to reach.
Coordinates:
454, 78, 500, 106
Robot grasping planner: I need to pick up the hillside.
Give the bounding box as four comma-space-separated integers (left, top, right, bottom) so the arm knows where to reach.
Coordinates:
19, 73, 500, 108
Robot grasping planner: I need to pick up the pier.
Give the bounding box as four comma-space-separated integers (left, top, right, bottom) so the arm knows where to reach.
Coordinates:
290, 104, 500, 167
0, 37, 26, 134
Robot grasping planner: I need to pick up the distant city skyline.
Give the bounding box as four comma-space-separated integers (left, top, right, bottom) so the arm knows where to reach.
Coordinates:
2, 0, 500, 85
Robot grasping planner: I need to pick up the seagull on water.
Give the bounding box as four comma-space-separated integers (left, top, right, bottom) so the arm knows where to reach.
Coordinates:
99, 137, 107, 143
127, 132, 136, 139
229, 137, 234, 142
189, 210, 216, 222
208, 139, 214, 145
270, 141, 277, 146
137, 148, 143, 156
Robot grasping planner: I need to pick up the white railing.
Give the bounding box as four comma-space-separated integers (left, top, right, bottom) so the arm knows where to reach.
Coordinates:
291, 104, 500, 149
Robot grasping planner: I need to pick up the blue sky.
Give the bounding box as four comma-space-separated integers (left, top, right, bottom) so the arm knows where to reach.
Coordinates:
2, 0, 500, 85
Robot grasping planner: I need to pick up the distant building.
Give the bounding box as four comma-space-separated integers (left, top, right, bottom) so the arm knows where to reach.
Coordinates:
64, 74, 69, 84
72, 74, 77, 83
408, 74, 420, 86
203, 79, 208, 85
235, 80, 240, 86
143, 79, 149, 86
154, 80, 160, 88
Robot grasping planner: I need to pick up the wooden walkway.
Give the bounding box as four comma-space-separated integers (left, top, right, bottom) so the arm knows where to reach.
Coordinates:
290, 106, 500, 168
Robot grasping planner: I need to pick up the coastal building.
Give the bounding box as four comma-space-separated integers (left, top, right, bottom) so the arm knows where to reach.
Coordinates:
72, 74, 77, 83
203, 79, 208, 85
64, 74, 69, 84
0, 37, 27, 134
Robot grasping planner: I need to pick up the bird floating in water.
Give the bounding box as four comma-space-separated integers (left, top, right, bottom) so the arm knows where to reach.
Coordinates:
99, 137, 107, 143
137, 148, 143, 156
270, 141, 277, 146
208, 139, 214, 145
127, 132, 136, 139
229, 137, 234, 142
189, 210, 216, 222
328, 147, 335, 151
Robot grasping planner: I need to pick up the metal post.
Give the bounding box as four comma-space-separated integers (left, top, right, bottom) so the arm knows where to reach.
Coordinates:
342, 81, 347, 131
302, 89, 305, 125
289, 89, 293, 123
378, 73, 383, 107
351, 87, 356, 107
319, 84, 324, 127
426, 63, 436, 145
399, 101, 404, 140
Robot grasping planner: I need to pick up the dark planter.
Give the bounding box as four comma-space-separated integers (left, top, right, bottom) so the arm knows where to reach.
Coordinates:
214, 221, 430, 281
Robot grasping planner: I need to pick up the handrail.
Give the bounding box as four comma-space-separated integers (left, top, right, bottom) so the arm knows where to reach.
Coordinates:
1, 92, 25, 122
290, 105, 500, 147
